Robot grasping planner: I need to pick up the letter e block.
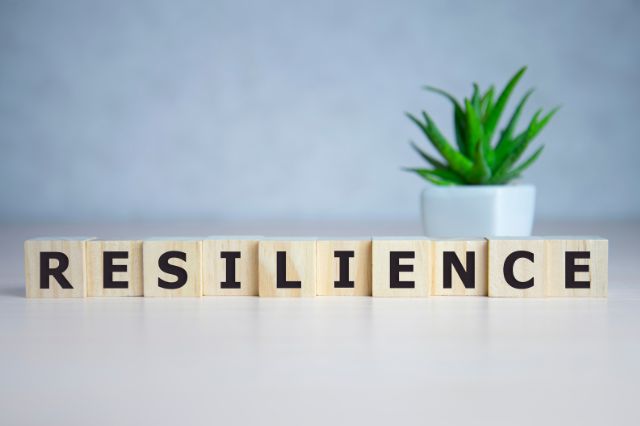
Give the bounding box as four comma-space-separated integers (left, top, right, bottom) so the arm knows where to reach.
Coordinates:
316, 238, 372, 296
432, 239, 487, 296
143, 239, 203, 297
24, 238, 93, 298
544, 237, 607, 297
87, 240, 143, 296
488, 238, 545, 297
258, 239, 316, 297
372, 238, 431, 297
203, 237, 260, 296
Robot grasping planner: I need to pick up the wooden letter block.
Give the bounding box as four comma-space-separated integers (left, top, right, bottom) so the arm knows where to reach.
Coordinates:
258, 239, 316, 297
488, 238, 545, 297
431, 238, 487, 296
372, 238, 431, 297
87, 240, 143, 297
143, 238, 202, 297
544, 237, 608, 297
203, 237, 260, 296
24, 238, 93, 298
316, 238, 372, 296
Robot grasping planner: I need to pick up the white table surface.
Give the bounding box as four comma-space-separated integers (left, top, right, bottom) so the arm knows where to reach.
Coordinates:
1, 220, 639, 426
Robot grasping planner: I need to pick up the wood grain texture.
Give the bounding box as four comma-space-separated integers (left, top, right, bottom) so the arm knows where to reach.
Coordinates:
431, 239, 487, 296
258, 240, 316, 297
86, 240, 143, 296
544, 238, 608, 297
488, 238, 545, 297
203, 238, 259, 296
316, 239, 372, 296
24, 238, 92, 298
372, 238, 431, 297
143, 240, 202, 297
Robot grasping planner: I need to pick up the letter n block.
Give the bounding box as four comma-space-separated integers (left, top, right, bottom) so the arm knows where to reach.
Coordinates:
544, 237, 607, 297
203, 237, 260, 296
24, 238, 93, 298
87, 240, 143, 296
488, 238, 545, 297
143, 239, 203, 297
316, 238, 372, 296
431, 239, 487, 296
258, 239, 316, 297
372, 238, 431, 297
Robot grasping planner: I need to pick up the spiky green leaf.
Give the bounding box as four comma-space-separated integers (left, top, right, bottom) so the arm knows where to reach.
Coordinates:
484, 66, 527, 144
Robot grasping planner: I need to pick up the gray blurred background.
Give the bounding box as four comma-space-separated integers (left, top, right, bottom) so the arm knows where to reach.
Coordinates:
1, 0, 639, 223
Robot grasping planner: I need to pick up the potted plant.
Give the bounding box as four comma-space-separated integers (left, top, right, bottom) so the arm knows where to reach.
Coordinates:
405, 66, 558, 237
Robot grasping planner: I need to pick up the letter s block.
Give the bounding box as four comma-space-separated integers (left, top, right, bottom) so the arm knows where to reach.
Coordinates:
143, 239, 203, 297
372, 238, 431, 297
544, 237, 607, 297
258, 239, 316, 297
488, 238, 545, 297
431, 239, 487, 296
24, 238, 93, 298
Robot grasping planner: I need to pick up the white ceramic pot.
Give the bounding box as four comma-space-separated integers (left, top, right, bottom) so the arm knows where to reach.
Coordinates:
420, 184, 536, 237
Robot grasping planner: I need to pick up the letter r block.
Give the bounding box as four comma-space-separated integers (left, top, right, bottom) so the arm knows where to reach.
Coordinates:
202, 237, 260, 296
488, 238, 545, 297
87, 240, 143, 296
432, 239, 487, 296
258, 239, 316, 297
24, 238, 93, 298
372, 238, 431, 297
143, 239, 203, 297
544, 237, 607, 297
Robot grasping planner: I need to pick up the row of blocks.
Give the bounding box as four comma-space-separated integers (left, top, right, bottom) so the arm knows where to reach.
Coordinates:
24, 236, 608, 298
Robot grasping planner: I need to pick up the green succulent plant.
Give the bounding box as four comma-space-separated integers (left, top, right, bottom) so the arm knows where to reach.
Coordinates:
405, 66, 558, 185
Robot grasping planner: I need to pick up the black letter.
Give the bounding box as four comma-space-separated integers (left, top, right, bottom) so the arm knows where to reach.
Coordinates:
158, 251, 188, 289
503, 250, 534, 289
40, 252, 73, 289
220, 251, 241, 289
565, 251, 590, 289
443, 251, 475, 289
334, 251, 355, 288
277, 251, 301, 288
390, 251, 415, 288
103, 251, 128, 289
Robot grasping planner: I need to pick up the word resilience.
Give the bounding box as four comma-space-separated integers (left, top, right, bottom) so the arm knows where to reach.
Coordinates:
24, 236, 608, 298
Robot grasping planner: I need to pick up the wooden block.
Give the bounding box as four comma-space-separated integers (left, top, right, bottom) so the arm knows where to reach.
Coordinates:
431, 238, 487, 296
544, 237, 608, 297
316, 238, 372, 296
372, 238, 431, 297
203, 236, 260, 296
143, 238, 203, 297
87, 240, 143, 297
488, 238, 545, 297
24, 237, 93, 298
258, 239, 316, 297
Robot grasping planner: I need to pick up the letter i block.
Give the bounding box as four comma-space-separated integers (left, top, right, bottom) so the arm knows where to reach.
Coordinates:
258, 239, 316, 297
87, 240, 143, 296
431, 238, 487, 296
544, 237, 608, 297
488, 238, 545, 297
24, 237, 94, 298
202, 236, 260, 296
143, 238, 203, 297
316, 238, 372, 296
372, 238, 431, 297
